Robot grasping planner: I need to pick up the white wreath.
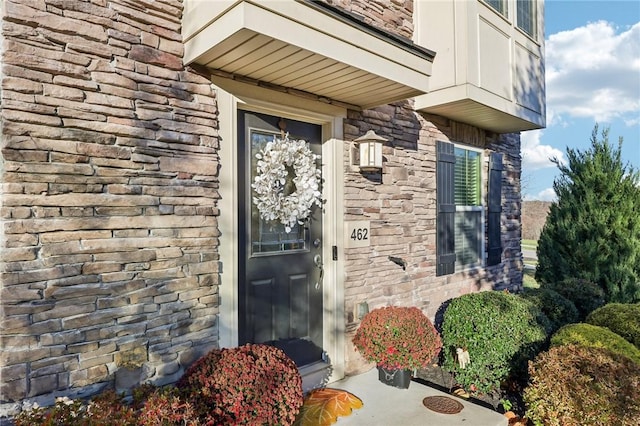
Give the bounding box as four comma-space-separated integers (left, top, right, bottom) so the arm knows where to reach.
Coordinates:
252, 134, 322, 232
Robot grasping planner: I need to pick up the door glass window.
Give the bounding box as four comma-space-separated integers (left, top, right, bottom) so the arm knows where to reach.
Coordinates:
250, 130, 309, 255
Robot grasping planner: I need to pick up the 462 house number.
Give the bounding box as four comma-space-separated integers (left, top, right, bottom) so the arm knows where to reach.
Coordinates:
345, 221, 371, 248
351, 228, 368, 241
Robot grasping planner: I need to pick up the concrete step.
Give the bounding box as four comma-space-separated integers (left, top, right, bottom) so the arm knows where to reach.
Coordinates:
330, 368, 507, 426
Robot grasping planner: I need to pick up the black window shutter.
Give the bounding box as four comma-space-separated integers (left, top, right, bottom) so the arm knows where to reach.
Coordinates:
436, 141, 456, 276
487, 152, 503, 266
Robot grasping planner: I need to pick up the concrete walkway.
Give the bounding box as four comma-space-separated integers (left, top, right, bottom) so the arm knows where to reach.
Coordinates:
330, 368, 507, 426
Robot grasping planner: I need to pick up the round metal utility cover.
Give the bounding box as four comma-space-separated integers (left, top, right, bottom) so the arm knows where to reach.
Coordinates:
422, 396, 464, 414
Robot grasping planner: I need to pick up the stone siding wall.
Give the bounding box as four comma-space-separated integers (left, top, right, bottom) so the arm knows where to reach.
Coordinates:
342, 104, 523, 373
0, 0, 220, 414
522, 201, 551, 240
487, 131, 524, 289
324, 0, 414, 39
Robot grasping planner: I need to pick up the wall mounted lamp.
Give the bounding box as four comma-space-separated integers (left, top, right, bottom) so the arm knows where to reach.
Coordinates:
354, 130, 386, 172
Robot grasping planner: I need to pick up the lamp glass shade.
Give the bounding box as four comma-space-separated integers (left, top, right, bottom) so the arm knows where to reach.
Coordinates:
354, 130, 386, 172
359, 141, 382, 171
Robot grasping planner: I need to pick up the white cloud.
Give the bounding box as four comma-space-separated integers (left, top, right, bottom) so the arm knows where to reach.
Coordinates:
521, 129, 565, 170
524, 188, 557, 202
545, 107, 569, 128
537, 188, 557, 202
546, 21, 640, 124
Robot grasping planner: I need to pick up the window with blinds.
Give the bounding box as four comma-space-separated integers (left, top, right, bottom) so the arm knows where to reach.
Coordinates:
485, 0, 507, 17
454, 148, 481, 206
437, 141, 502, 276
517, 0, 536, 38
454, 147, 482, 271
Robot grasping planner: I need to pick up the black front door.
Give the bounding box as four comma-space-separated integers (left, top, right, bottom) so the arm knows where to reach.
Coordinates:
238, 110, 324, 367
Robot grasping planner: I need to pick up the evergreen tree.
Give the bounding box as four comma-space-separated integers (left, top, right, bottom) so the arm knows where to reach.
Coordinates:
535, 125, 640, 303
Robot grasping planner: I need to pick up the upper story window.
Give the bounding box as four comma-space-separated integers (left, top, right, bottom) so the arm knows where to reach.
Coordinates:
483, 0, 537, 39
485, 0, 507, 16
517, 0, 536, 38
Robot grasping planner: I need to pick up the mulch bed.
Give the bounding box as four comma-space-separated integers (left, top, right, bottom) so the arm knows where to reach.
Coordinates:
414, 364, 528, 417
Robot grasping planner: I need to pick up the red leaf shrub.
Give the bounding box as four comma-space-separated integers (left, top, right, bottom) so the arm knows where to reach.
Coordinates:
14, 385, 204, 426
14, 397, 93, 426
176, 344, 303, 425
14, 391, 140, 426
352, 306, 442, 370
14, 345, 301, 426
138, 386, 200, 426
525, 344, 640, 426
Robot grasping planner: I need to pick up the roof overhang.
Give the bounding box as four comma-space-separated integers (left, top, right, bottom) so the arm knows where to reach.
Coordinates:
183, 0, 435, 109
415, 84, 545, 133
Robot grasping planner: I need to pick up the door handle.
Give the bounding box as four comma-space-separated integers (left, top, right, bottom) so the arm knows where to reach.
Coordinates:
313, 254, 324, 289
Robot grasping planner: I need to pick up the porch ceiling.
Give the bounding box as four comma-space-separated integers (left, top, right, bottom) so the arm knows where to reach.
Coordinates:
182, 0, 435, 109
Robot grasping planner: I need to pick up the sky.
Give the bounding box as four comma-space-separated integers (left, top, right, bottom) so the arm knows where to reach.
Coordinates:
521, 0, 640, 201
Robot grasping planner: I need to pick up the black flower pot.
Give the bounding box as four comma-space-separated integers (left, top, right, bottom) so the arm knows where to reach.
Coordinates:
377, 366, 411, 389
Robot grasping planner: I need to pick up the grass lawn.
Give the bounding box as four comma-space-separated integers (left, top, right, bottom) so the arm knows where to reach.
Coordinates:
523, 239, 539, 271
523, 268, 539, 288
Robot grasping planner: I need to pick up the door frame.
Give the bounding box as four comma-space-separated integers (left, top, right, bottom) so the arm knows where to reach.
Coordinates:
215, 80, 346, 382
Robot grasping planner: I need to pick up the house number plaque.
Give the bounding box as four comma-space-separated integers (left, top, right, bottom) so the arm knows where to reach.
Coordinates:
345, 221, 371, 248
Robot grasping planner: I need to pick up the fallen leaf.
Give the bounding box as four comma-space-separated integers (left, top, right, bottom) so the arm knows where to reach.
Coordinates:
504, 411, 517, 419
509, 417, 529, 426
452, 388, 470, 399
294, 388, 363, 426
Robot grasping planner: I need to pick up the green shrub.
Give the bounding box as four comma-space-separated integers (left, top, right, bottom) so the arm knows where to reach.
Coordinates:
586, 303, 640, 348
541, 278, 605, 320
551, 323, 640, 364
441, 291, 549, 394
524, 344, 640, 426
521, 287, 579, 333
534, 126, 640, 303
177, 344, 303, 425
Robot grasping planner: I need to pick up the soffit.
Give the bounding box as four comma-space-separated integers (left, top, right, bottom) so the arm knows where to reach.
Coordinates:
415, 87, 545, 133
183, 0, 435, 109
